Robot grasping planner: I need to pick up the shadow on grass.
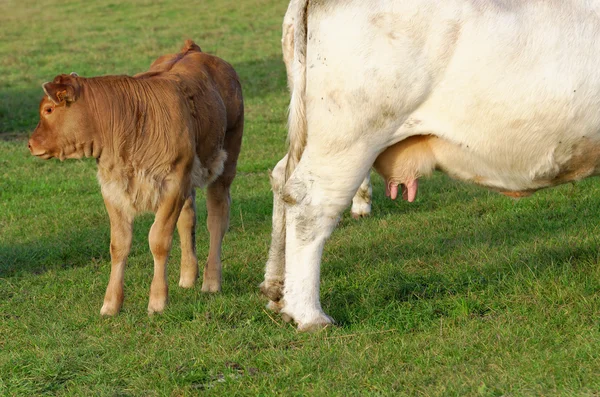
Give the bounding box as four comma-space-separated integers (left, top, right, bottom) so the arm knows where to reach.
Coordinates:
0, 220, 117, 277
324, 180, 600, 327
233, 55, 287, 100
0, 87, 42, 136
0, 188, 274, 280
0, 211, 162, 277
326, 241, 600, 330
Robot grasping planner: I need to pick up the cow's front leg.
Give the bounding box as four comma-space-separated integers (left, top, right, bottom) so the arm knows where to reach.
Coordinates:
261, 155, 287, 312
100, 199, 133, 316
351, 174, 372, 219
148, 186, 186, 314
177, 190, 198, 288
282, 148, 374, 331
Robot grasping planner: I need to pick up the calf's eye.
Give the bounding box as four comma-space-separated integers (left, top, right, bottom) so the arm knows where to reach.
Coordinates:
44, 107, 53, 115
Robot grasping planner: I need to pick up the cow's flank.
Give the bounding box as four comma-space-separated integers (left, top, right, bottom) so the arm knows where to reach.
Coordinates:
263, 0, 600, 331
29, 40, 244, 315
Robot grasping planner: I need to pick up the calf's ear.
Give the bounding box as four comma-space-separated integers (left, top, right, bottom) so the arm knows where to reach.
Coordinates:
42, 82, 78, 105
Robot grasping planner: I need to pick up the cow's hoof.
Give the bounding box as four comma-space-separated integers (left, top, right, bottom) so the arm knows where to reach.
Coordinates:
351, 210, 370, 220
266, 299, 284, 313
350, 202, 371, 219
259, 279, 284, 302
297, 314, 335, 332
281, 308, 335, 332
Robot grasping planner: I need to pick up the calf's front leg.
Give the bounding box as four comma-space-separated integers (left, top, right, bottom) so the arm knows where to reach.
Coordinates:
100, 199, 133, 316
148, 187, 186, 314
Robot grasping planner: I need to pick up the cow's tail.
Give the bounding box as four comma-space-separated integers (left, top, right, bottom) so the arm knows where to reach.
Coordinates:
283, 0, 309, 181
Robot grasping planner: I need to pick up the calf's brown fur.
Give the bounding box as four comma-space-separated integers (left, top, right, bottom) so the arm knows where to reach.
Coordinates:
28, 40, 244, 315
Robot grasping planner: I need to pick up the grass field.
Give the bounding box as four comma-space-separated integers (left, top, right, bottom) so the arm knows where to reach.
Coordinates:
2, 0, 600, 395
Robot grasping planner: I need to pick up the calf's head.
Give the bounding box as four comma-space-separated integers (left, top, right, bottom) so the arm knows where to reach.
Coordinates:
29, 73, 94, 160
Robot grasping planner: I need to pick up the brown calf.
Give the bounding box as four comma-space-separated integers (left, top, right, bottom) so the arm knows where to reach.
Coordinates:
28, 40, 244, 315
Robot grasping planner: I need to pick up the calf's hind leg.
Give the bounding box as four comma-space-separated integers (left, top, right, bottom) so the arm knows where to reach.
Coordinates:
148, 186, 186, 314
177, 190, 199, 288
201, 177, 232, 292
201, 119, 242, 292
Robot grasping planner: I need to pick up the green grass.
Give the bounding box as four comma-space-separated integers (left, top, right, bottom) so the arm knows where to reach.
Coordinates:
2, 0, 600, 395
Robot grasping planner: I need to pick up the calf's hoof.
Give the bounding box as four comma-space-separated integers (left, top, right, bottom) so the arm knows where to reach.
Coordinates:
179, 261, 198, 288
178, 275, 197, 289
100, 302, 121, 316
147, 298, 167, 315
100, 293, 123, 316
201, 280, 221, 293
201, 267, 221, 293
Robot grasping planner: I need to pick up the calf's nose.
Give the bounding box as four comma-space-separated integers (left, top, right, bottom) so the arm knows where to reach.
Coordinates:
28, 138, 41, 155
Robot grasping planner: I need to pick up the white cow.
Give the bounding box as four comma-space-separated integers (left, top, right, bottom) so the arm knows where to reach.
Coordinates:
262, 0, 600, 331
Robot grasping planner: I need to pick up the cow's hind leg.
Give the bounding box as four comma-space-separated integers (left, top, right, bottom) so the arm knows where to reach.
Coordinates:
148, 186, 187, 314
282, 146, 375, 331
261, 155, 288, 313
100, 199, 133, 316
177, 190, 198, 288
351, 174, 372, 219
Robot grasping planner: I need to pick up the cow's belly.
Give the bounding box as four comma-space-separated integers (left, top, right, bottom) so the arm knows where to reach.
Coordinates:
375, 132, 600, 195
435, 134, 600, 192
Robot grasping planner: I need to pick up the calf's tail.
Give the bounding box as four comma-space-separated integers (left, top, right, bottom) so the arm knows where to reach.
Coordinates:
181, 39, 202, 54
